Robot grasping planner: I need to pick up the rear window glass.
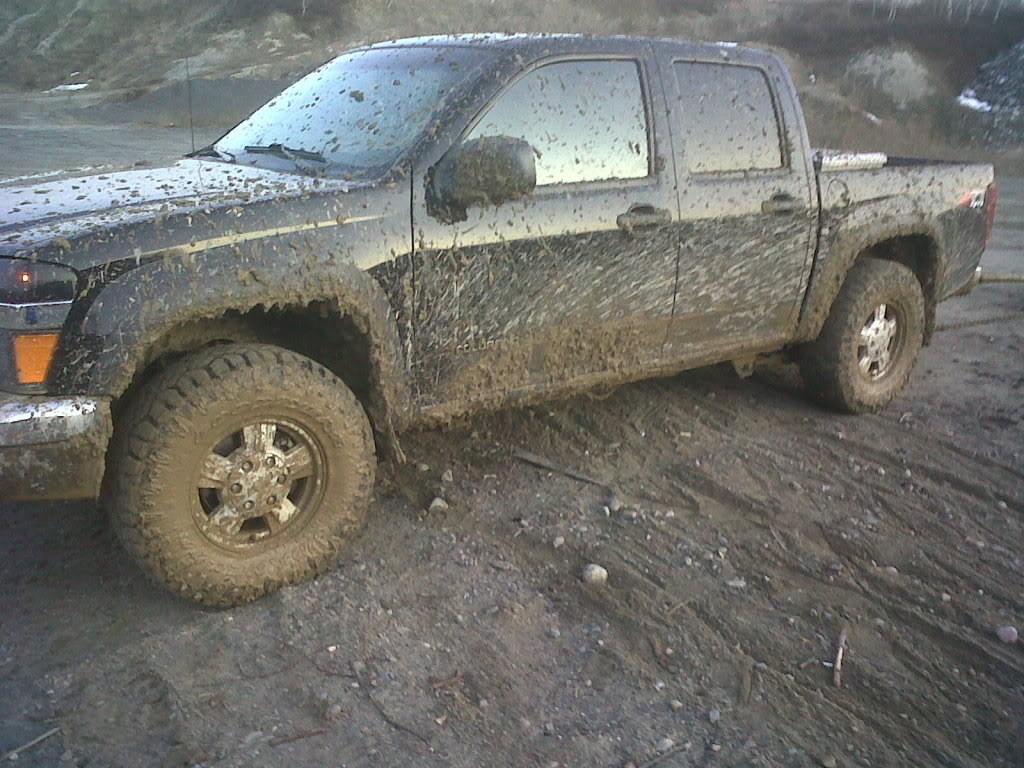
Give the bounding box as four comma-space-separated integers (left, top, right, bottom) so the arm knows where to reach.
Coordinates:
673, 62, 784, 174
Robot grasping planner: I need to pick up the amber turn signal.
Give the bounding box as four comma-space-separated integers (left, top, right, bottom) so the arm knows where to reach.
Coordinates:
13, 333, 60, 385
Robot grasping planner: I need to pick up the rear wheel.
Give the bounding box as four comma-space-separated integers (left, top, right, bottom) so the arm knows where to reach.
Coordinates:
106, 343, 375, 606
800, 258, 925, 414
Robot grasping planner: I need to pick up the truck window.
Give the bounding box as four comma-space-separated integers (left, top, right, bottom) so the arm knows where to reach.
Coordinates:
673, 62, 784, 174
466, 59, 649, 187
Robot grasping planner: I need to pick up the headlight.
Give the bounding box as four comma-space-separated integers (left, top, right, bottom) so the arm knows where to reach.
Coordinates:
0, 258, 78, 304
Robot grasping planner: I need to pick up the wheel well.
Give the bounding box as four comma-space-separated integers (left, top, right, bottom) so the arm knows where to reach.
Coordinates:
115, 302, 381, 441
860, 235, 938, 342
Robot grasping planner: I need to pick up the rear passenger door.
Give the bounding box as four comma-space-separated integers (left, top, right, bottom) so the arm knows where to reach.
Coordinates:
658, 54, 817, 357
411, 49, 680, 412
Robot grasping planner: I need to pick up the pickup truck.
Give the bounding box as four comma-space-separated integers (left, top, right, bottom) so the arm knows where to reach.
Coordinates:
0, 34, 997, 605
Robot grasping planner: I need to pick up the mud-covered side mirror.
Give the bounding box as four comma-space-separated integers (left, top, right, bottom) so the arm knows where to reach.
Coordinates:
429, 135, 537, 223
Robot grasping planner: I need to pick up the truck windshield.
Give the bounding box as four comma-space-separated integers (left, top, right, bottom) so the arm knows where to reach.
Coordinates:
215, 46, 493, 175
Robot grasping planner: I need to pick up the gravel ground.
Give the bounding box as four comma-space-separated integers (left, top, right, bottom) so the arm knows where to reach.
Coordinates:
1, 122, 1023, 768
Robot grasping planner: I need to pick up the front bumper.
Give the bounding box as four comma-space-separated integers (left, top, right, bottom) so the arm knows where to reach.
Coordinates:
0, 395, 112, 501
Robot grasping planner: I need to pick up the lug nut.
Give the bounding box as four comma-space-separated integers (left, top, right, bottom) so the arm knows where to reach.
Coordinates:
242, 461, 254, 472
277, 475, 288, 485
230, 483, 243, 494
266, 456, 277, 467
244, 500, 255, 511
267, 496, 278, 506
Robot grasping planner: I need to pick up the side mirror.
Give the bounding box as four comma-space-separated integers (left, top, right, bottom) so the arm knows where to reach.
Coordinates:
430, 135, 537, 223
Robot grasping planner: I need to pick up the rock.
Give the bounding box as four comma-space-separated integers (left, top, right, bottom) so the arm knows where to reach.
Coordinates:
654, 679, 666, 691
996, 625, 1018, 644
325, 702, 345, 721
725, 578, 747, 589
708, 708, 721, 723
819, 757, 838, 768
623, 509, 638, 520
553, 535, 565, 549
428, 497, 449, 513
600, 505, 611, 517
351, 660, 366, 675
60, 751, 74, 763
656, 737, 675, 752
548, 627, 561, 639
669, 699, 684, 712
441, 469, 454, 483
607, 494, 623, 514
665, 510, 675, 519
883, 565, 899, 575
544, 721, 555, 735
519, 717, 532, 731
941, 593, 952, 603
581, 564, 608, 585
417, 463, 430, 472
754, 662, 768, 672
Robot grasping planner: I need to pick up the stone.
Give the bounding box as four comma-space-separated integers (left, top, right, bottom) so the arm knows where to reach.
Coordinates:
607, 494, 623, 514
417, 463, 430, 472
819, 757, 838, 768
581, 564, 608, 585
708, 708, 721, 723
725, 578, 747, 589
548, 627, 561, 639
553, 535, 565, 549
669, 699, 684, 712
428, 497, 449, 513
656, 737, 675, 752
996, 625, 1018, 644
441, 469, 454, 483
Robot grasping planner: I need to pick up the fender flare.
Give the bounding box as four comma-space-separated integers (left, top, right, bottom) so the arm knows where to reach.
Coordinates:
795, 203, 944, 344
68, 245, 413, 437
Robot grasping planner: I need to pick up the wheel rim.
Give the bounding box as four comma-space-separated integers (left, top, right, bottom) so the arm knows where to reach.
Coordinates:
857, 302, 905, 381
193, 418, 325, 551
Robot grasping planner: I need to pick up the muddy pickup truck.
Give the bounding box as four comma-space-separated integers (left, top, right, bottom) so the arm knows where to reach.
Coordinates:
0, 34, 997, 604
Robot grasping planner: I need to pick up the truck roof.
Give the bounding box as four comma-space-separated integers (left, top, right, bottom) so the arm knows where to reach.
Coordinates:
364, 33, 772, 64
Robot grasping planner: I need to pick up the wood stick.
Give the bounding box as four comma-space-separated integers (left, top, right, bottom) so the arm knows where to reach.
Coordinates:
3, 726, 61, 760
833, 627, 848, 688
512, 449, 614, 492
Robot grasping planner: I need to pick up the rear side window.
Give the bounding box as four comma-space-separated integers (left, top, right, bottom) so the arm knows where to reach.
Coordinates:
673, 62, 784, 174
466, 59, 650, 186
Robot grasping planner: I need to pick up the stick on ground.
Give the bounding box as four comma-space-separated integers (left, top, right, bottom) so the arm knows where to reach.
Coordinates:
3, 726, 61, 761
833, 627, 848, 688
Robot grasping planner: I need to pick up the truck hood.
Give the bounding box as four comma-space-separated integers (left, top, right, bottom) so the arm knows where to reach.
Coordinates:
0, 159, 357, 256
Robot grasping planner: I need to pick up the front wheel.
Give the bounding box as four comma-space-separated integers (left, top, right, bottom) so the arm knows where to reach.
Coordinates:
106, 343, 375, 606
800, 257, 925, 414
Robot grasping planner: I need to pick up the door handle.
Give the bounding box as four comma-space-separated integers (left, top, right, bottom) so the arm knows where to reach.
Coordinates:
617, 205, 672, 231
761, 194, 805, 215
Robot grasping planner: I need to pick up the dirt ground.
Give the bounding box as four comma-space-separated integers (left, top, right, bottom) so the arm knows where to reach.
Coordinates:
1, 117, 1022, 767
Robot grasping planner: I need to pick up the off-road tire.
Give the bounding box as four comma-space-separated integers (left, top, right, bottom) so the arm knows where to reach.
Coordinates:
800, 257, 925, 414
106, 343, 375, 606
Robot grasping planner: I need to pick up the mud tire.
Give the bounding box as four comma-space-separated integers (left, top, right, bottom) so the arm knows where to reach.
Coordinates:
800, 257, 925, 414
106, 343, 375, 607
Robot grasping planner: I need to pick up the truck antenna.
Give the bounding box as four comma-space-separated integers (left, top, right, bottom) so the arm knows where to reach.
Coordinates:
185, 55, 196, 155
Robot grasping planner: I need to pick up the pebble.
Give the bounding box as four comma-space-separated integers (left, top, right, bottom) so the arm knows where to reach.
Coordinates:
656, 737, 675, 752
996, 625, 1018, 644
819, 757, 838, 768
607, 494, 623, 514
441, 469, 454, 483
417, 463, 430, 472
654, 679, 666, 691
754, 662, 768, 671
581, 564, 608, 585
60, 751, 74, 763
519, 717, 532, 731
428, 497, 449, 513
941, 593, 952, 603
725, 578, 747, 589
548, 627, 561, 639
665, 510, 675, 519
325, 703, 345, 721
883, 565, 899, 575
623, 509, 638, 520
708, 708, 721, 723
544, 721, 555, 735
553, 535, 565, 549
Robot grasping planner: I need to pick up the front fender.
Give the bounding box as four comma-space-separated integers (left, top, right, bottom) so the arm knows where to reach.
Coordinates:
66, 243, 412, 430
795, 199, 943, 343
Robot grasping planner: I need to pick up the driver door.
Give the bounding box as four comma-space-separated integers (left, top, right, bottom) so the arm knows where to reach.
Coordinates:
410, 50, 681, 415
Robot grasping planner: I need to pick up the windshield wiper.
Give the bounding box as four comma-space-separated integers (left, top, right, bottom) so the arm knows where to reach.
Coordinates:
243, 143, 328, 164
189, 144, 235, 162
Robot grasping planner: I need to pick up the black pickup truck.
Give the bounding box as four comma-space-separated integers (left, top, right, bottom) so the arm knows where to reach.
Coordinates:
0, 34, 997, 604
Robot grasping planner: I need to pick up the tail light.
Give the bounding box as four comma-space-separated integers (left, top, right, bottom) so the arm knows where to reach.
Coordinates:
984, 182, 998, 250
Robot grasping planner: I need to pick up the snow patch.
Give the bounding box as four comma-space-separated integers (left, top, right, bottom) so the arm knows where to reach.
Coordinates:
957, 89, 993, 112
44, 83, 89, 93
